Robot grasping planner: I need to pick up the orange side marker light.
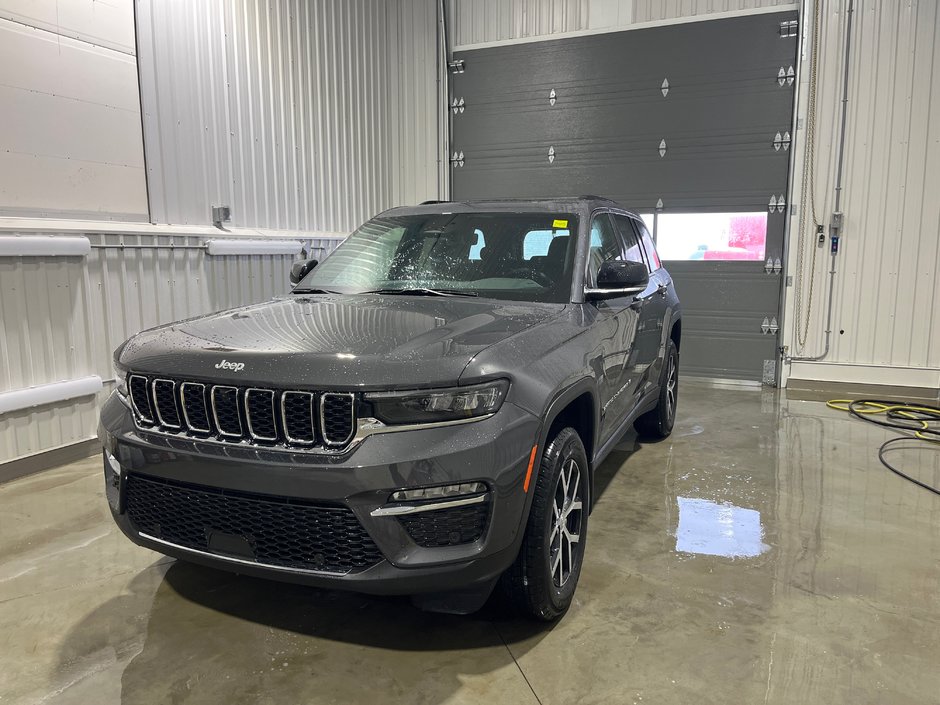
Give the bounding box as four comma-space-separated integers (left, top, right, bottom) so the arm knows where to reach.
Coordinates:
523, 445, 538, 493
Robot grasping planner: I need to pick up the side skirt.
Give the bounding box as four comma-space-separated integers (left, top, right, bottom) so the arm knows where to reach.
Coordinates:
592, 388, 660, 471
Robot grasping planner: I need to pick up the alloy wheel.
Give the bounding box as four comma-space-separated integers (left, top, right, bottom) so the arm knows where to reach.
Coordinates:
550, 458, 584, 588
665, 354, 678, 423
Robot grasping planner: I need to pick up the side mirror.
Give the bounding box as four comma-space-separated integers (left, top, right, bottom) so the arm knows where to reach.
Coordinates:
585, 260, 649, 300
289, 258, 318, 285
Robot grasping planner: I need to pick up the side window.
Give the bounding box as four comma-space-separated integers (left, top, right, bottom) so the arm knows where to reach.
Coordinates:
612, 213, 647, 270
636, 221, 661, 270
587, 213, 624, 286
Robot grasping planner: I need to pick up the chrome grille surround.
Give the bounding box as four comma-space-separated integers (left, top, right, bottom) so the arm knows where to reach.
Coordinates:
152, 379, 182, 429
211, 385, 243, 438
244, 388, 278, 442
320, 392, 356, 447
281, 391, 316, 445
180, 382, 210, 433
129, 374, 154, 423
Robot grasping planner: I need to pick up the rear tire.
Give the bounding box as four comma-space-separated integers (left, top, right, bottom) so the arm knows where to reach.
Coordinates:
501, 427, 589, 621
634, 339, 679, 439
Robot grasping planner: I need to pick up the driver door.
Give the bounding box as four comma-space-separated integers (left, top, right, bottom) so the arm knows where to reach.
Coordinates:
587, 212, 641, 443
612, 213, 665, 406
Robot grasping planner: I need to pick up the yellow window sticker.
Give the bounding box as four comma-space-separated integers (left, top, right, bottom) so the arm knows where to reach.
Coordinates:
552, 219, 568, 229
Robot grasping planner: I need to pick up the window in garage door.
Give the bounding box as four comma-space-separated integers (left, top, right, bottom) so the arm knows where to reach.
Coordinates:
657, 212, 768, 261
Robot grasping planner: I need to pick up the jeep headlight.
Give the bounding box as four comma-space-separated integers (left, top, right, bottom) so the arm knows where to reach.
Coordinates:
113, 359, 128, 396
364, 380, 509, 425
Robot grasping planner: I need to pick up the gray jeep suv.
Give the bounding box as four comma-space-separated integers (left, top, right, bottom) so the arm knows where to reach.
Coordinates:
99, 197, 681, 620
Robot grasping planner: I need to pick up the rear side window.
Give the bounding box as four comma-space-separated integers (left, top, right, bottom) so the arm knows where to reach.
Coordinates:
635, 221, 661, 270
611, 214, 646, 269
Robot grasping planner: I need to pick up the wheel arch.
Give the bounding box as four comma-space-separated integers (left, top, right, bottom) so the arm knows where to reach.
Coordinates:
669, 316, 682, 352
535, 379, 598, 510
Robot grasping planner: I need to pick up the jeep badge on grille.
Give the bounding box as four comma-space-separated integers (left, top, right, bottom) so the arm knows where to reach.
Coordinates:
215, 359, 245, 372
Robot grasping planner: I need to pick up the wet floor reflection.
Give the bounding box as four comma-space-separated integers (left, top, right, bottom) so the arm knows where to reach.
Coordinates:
52, 563, 550, 705
675, 497, 769, 558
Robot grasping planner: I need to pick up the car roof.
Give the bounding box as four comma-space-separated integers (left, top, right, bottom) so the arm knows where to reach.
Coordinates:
377, 196, 641, 220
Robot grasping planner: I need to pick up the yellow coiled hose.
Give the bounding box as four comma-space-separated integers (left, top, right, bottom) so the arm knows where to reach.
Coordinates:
826, 398, 940, 495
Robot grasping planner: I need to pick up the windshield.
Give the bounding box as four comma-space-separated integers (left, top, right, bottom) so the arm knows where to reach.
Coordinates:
295, 212, 579, 303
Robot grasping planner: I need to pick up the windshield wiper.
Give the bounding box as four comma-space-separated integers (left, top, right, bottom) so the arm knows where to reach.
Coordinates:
291, 287, 341, 295
361, 287, 479, 298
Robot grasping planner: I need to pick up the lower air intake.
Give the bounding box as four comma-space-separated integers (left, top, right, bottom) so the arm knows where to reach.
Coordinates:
125, 474, 384, 574
398, 501, 490, 548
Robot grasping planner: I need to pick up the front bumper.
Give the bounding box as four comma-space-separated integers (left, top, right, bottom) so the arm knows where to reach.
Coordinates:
98, 392, 540, 596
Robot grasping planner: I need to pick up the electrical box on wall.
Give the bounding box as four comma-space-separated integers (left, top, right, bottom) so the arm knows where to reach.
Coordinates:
212, 205, 231, 227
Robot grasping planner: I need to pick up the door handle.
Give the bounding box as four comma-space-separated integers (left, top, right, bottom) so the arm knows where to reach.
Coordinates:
657, 284, 668, 298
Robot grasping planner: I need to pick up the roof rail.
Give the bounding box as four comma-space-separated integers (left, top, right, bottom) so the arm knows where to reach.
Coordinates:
419, 200, 451, 205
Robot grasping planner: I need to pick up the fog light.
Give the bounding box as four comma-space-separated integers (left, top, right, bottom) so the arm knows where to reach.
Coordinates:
391, 482, 486, 502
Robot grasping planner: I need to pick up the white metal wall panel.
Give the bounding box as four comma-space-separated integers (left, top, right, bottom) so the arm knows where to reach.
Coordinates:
138, 0, 441, 234
451, 0, 588, 46
0, 230, 340, 464
390, 0, 445, 208
632, 0, 792, 23
0, 0, 136, 54
783, 0, 940, 386
0, 11, 148, 221
448, 0, 790, 47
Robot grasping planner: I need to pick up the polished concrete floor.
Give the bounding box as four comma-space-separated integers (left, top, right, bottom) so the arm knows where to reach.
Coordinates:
2, 381, 940, 705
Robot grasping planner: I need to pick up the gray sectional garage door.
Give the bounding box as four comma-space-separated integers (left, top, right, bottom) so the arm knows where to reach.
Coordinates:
450, 11, 799, 382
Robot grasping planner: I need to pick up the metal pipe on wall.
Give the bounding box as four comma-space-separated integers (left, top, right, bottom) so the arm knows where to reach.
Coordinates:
774, 0, 811, 386
439, 0, 452, 200
786, 0, 854, 364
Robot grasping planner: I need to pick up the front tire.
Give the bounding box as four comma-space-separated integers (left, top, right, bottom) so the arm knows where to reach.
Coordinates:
502, 427, 589, 621
634, 338, 679, 439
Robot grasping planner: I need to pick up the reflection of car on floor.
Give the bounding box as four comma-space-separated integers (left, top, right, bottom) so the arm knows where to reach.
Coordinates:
99, 196, 681, 621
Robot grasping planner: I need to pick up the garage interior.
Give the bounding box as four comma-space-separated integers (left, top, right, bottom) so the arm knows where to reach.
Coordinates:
1, 0, 939, 703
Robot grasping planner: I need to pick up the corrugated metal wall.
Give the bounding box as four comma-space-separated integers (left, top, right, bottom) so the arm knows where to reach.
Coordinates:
138, 0, 441, 233
783, 0, 940, 387
448, 0, 793, 48
0, 231, 341, 464
0, 0, 148, 220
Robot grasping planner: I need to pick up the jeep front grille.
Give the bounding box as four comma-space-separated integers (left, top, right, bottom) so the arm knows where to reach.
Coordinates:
128, 374, 357, 449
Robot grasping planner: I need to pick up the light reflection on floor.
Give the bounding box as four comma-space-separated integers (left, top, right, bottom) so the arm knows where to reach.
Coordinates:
675, 497, 769, 558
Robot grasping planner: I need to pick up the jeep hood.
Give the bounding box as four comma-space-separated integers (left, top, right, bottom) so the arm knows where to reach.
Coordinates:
118, 294, 563, 389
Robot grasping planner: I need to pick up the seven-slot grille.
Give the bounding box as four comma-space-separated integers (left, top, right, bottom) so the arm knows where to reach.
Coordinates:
128, 374, 356, 449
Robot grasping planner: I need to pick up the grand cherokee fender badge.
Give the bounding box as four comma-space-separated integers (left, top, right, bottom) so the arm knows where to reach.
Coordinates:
215, 359, 245, 372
